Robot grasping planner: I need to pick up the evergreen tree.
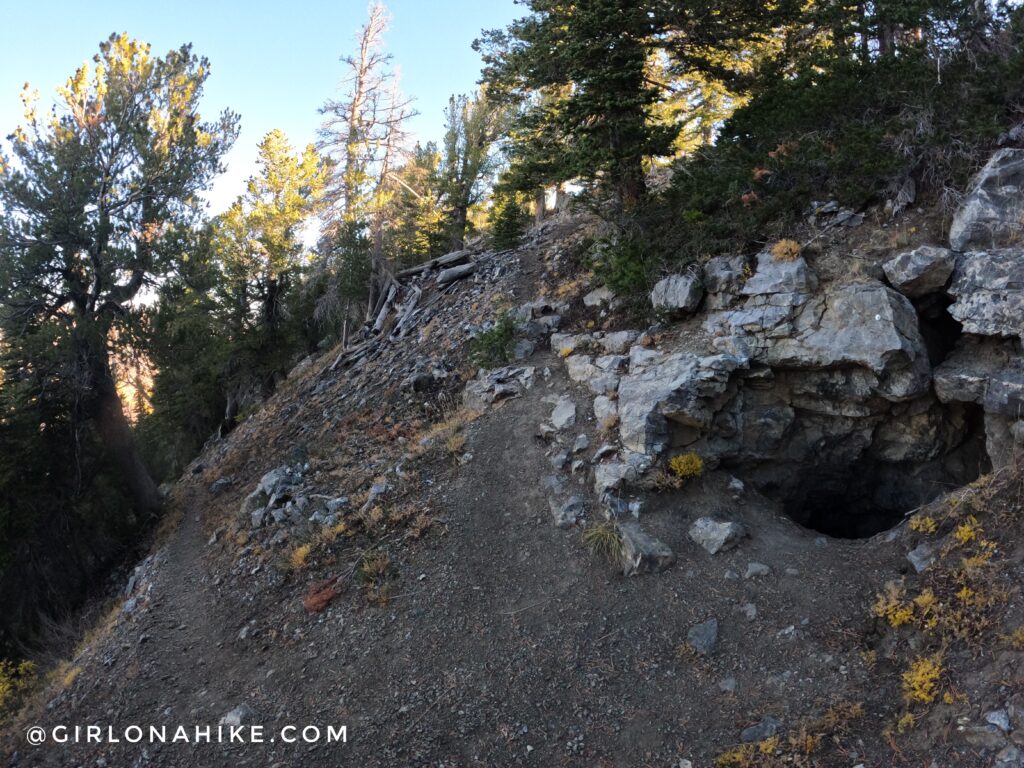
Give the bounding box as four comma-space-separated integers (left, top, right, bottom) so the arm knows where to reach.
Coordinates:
438, 91, 509, 249
0, 33, 236, 650
317, 2, 415, 324
477, 0, 677, 211
0, 33, 238, 514
383, 142, 447, 268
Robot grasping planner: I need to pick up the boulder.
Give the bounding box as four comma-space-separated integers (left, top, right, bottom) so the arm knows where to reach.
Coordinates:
583, 287, 616, 307
550, 397, 576, 429
594, 354, 628, 372
593, 395, 618, 423
550, 333, 592, 356
689, 517, 747, 555
593, 452, 651, 494
704, 255, 746, 297
550, 496, 585, 529
618, 521, 675, 575
598, 330, 640, 355
462, 366, 535, 411
512, 339, 536, 360
617, 351, 748, 455
513, 298, 569, 321
651, 274, 704, 315
949, 148, 1024, 251
883, 245, 956, 297
740, 252, 817, 296
947, 249, 1024, 339
564, 355, 598, 383
241, 465, 296, 524
586, 373, 620, 396
601, 494, 642, 520
764, 284, 931, 400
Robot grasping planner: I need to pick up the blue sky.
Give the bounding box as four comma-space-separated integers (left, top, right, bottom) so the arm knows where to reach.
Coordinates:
0, 0, 520, 212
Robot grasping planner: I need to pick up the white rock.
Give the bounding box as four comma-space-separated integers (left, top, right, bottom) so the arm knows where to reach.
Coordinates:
651, 274, 704, 315
551, 398, 577, 430
689, 517, 747, 555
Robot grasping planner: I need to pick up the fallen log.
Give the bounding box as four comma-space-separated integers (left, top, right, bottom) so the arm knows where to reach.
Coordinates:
396, 249, 471, 280
437, 262, 477, 285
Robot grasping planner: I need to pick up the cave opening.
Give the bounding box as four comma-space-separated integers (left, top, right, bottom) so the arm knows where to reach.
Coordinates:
730, 400, 991, 540
784, 466, 908, 539
774, 402, 989, 539
916, 294, 964, 366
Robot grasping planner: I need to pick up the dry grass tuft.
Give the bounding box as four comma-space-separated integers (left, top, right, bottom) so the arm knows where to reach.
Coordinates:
769, 238, 802, 262
288, 542, 313, 571
582, 522, 622, 564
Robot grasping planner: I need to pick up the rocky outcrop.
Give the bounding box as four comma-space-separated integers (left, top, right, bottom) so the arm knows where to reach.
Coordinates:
883, 245, 956, 298
949, 149, 1024, 251
739, 251, 817, 296
650, 273, 703, 315
934, 336, 1024, 467
755, 283, 931, 400
617, 351, 748, 455
947, 249, 1024, 339
462, 366, 536, 411
538, 151, 1024, 538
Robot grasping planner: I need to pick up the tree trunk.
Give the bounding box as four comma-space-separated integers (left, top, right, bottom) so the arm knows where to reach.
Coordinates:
618, 160, 647, 213
449, 205, 469, 251
534, 188, 546, 225
73, 322, 161, 515
878, 23, 896, 56
92, 360, 161, 515
858, 4, 870, 63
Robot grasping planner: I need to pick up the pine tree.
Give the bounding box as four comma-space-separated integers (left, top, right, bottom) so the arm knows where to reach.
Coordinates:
0, 33, 238, 514
438, 91, 509, 250
383, 142, 447, 268
477, 0, 677, 212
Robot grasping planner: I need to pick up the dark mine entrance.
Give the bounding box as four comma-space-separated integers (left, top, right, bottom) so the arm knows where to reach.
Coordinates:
780, 463, 937, 539
747, 403, 990, 540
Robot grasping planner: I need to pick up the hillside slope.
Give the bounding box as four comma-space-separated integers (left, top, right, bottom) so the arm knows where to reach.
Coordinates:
7, 174, 1024, 767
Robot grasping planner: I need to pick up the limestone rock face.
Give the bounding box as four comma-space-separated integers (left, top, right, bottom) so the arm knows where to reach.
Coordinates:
739, 252, 817, 296
948, 249, 1024, 339
949, 148, 1024, 251
650, 273, 704, 315
883, 245, 956, 297
934, 336, 1024, 415
704, 254, 747, 310
934, 335, 1024, 468
617, 351, 748, 455
704, 255, 746, 296
764, 284, 931, 399
538, 151, 1024, 532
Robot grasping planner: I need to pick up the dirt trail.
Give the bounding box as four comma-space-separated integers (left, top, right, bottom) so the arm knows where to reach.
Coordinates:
14, 350, 908, 768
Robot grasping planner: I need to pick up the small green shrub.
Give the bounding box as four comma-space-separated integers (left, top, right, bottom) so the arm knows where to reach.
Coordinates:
470, 313, 517, 368
589, 234, 654, 297
489, 192, 530, 251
